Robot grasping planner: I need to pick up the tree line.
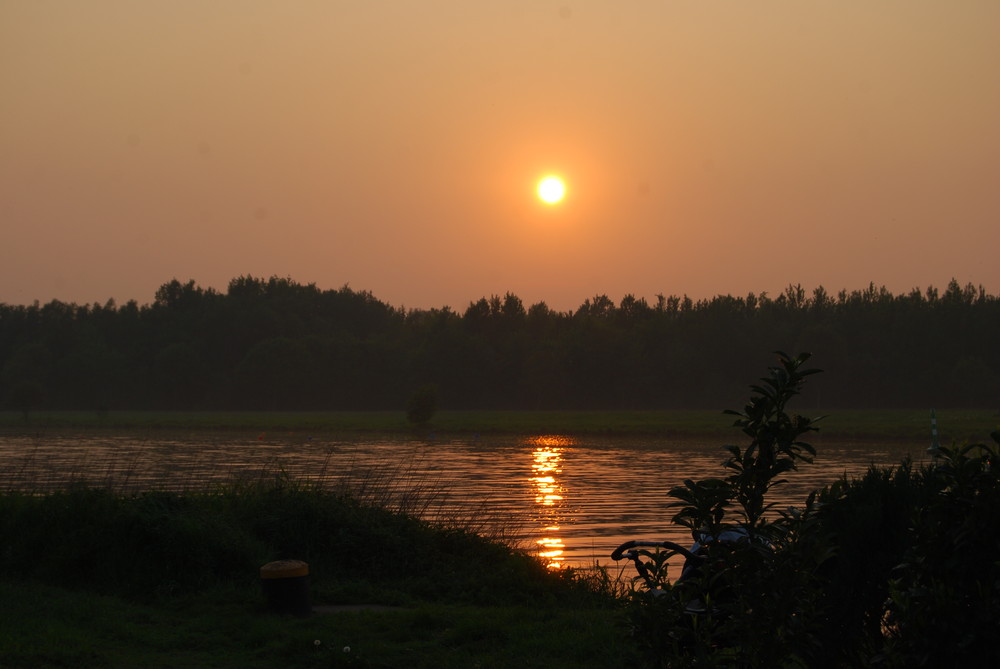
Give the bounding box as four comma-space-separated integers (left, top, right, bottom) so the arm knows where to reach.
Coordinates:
0, 276, 996, 413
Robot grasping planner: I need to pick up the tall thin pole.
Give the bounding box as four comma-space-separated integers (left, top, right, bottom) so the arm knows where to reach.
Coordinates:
928, 408, 941, 455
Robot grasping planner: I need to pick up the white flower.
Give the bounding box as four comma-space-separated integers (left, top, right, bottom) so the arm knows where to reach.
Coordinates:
313, 640, 321, 646
343, 646, 351, 653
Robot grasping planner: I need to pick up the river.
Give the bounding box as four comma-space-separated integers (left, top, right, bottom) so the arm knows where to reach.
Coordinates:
0, 430, 924, 569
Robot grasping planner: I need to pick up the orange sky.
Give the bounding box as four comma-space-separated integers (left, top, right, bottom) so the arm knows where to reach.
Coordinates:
2, 1, 998, 311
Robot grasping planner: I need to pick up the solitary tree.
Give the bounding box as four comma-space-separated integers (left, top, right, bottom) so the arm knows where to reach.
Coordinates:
406, 384, 438, 426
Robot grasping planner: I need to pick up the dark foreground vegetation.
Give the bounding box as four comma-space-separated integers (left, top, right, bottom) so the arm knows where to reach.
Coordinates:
2, 276, 997, 413
623, 353, 1000, 667
2, 353, 997, 667
0, 474, 632, 668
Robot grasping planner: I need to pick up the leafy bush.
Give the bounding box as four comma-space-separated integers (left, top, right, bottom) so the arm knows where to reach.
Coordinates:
803, 436, 1000, 666
625, 352, 1000, 667
808, 463, 920, 662
878, 438, 1000, 665
627, 352, 828, 666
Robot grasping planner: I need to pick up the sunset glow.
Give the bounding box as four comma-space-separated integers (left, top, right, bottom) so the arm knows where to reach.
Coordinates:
1, 3, 996, 310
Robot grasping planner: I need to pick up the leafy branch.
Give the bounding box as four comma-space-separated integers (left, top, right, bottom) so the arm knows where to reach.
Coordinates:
668, 351, 824, 537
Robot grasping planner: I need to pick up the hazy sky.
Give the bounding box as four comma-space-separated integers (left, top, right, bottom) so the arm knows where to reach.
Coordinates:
2, 1, 998, 311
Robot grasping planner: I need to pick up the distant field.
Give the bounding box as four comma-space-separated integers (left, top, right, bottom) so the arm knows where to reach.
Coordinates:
1, 408, 996, 444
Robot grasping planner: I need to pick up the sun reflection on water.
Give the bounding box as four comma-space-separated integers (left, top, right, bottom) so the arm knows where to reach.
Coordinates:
527, 435, 575, 568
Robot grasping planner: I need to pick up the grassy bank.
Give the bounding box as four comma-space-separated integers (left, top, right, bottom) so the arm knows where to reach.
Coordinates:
0, 580, 632, 668
0, 480, 636, 668
2, 408, 997, 443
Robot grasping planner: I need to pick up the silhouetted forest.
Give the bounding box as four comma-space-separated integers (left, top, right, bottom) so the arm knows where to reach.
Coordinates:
1, 277, 997, 412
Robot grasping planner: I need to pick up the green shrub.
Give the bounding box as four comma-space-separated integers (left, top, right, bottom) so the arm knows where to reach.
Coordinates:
878, 437, 1000, 665
809, 463, 920, 662
628, 352, 829, 666
625, 352, 1000, 667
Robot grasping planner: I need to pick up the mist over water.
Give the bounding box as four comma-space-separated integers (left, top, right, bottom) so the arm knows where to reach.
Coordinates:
0, 432, 923, 568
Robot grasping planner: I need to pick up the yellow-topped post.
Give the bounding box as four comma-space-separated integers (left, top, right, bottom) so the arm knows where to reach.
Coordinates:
260, 559, 310, 616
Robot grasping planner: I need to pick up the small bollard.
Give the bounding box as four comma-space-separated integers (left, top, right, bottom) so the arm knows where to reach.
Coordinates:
260, 559, 311, 616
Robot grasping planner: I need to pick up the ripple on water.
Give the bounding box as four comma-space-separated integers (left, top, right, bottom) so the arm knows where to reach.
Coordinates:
0, 432, 923, 568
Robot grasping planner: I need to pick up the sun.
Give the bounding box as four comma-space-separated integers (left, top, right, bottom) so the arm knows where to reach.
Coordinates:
537, 176, 566, 205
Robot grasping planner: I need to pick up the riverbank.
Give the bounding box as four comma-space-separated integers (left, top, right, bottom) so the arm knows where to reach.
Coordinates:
0, 481, 636, 668
2, 408, 996, 443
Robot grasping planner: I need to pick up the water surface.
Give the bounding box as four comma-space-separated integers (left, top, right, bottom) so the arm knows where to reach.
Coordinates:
0, 430, 923, 569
